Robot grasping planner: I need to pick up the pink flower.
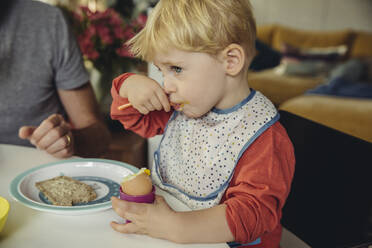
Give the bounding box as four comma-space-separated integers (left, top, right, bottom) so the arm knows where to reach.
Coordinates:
89, 11, 107, 21
96, 25, 113, 45
114, 26, 126, 39
134, 14, 147, 27
116, 44, 134, 58
86, 25, 96, 37
77, 34, 99, 60
108, 10, 123, 26
123, 26, 136, 40
69, 6, 147, 68
87, 49, 99, 60
77, 34, 91, 50
79, 6, 93, 17
73, 12, 83, 22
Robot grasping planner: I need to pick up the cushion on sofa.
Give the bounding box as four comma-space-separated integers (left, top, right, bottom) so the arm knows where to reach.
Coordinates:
274, 60, 333, 77
279, 95, 372, 143
350, 31, 372, 58
281, 43, 348, 62
250, 39, 282, 71
307, 76, 372, 99
275, 43, 348, 76
271, 26, 352, 51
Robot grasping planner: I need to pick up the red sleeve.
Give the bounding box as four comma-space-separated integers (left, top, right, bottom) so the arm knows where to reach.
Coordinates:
221, 122, 295, 244
110, 73, 173, 138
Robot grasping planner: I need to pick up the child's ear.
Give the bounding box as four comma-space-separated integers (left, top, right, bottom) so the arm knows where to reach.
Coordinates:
221, 44, 245, 76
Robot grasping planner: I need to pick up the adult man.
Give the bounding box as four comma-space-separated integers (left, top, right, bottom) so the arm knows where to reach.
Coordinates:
0, 0, 110, 158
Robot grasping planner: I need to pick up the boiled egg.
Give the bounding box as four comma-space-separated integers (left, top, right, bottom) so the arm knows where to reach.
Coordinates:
121, 168, 153, 196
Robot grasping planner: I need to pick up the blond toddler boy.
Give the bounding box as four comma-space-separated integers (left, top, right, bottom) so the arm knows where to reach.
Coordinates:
110, 1, 295, 247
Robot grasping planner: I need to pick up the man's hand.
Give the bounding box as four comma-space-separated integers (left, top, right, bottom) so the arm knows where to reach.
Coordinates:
18, 114, 74, 158
111, 195, 181, 242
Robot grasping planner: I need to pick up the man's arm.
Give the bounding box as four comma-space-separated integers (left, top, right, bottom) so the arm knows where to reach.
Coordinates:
58, 82, 111, 157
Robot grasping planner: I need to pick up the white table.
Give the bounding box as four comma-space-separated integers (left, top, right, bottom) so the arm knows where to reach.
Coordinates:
0, 144, 228, 248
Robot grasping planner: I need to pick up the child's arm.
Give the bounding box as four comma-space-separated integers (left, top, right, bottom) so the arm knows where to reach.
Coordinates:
110, 196, 234, 244
118, 74, 171, 114
110, 73, 173, 138
172, 204, 235, 243
222, 122, 295, 244
111, 122, 295, 244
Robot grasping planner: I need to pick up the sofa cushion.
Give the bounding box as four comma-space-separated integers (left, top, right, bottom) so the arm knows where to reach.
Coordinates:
272, 26, 352, 51
279, 94, 372, 143
350, 31, 372, 58
248, 69, 324, 106
250, 40, 282, 71
281, 43, 348, 62
307, 77, 372, 99
275, 59, 334, 77
275, 43, 348, 77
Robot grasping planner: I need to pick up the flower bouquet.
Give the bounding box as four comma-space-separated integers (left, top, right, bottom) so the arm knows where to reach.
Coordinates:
65, 6, 147, 102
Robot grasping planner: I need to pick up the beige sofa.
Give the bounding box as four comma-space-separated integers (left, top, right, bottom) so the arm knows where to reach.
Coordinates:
249, 25, 372, 143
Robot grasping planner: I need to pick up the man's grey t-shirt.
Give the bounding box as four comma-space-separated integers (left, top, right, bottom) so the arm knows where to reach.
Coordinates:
0, 0, 89, 146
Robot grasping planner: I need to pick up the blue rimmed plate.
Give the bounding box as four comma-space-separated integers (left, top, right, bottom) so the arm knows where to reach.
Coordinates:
9, 158, 138, 215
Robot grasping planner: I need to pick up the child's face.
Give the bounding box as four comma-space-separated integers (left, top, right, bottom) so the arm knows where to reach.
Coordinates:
154, 48, 228, 118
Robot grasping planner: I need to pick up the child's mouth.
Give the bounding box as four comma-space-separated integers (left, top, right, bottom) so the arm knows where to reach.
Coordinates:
171, 102, 185, 111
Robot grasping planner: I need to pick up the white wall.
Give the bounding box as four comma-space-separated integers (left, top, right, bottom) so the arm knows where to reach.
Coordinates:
251, 0, 372, 32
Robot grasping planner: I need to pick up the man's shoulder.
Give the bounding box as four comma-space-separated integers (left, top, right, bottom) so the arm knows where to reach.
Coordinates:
14, 0, 63, 22
17, 0, 60, 12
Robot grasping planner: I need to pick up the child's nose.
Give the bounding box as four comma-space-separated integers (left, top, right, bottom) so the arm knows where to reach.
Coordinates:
163, 78, 176, 94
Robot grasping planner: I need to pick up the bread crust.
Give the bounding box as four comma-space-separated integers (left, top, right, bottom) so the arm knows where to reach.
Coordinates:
35, 176, 97, 206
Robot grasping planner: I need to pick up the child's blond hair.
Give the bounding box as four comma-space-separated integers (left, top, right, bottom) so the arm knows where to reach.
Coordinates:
127, 0, 256, 61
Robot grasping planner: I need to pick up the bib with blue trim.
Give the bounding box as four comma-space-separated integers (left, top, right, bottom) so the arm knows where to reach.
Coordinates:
152, 90, 279, 210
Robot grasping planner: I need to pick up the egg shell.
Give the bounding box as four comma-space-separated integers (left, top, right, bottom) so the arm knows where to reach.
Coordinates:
121, 172, 153, 196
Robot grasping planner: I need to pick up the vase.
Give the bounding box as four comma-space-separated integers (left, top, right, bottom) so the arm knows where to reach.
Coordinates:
89, 61, 147, 115
89, 66, 123, 114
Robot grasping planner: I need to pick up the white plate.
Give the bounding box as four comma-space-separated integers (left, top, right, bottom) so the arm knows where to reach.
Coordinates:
9, 158, 138, 215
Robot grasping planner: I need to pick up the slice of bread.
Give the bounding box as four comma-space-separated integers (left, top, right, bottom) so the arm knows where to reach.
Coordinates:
35, 176, 97, 206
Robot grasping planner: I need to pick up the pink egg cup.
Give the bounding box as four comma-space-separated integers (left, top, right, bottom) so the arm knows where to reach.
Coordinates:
119, 186, 156, 223
119, 186, 155, 203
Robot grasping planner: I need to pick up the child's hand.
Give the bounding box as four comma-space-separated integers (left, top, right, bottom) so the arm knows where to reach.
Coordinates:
120, 74, 171, 114
110, 195, 180, 242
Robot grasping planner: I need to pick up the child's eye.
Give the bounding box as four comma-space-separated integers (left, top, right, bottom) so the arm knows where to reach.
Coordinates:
170, 66, 182, 73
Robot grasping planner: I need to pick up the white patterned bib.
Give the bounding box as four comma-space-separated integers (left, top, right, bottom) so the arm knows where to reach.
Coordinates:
151, 90, 279, 210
